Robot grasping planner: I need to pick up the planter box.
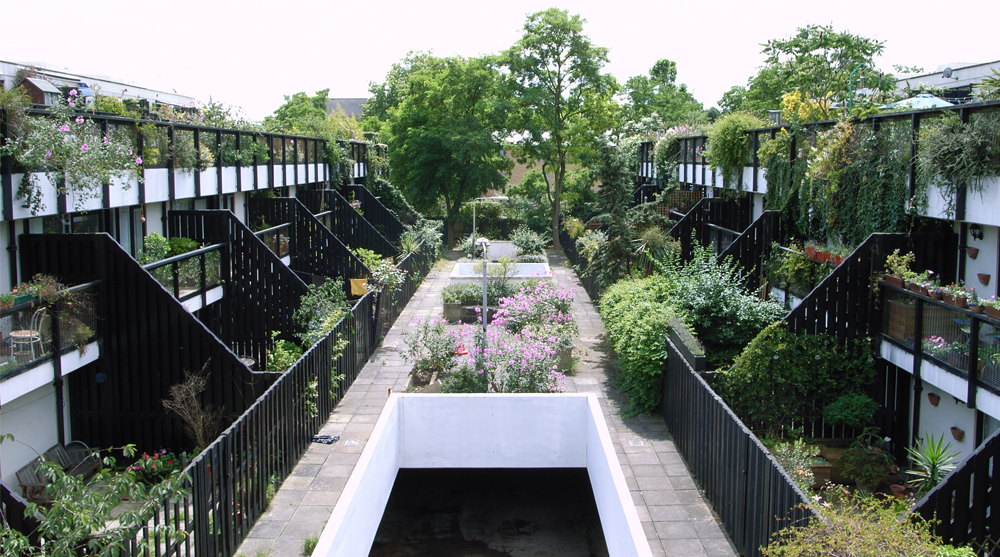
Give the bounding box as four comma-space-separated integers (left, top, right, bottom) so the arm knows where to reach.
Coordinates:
810, 462, 832, 488
557, 347, 573, 371
443, 302, 463, 323
885, 298, 916, 341
881, 276, 904, 288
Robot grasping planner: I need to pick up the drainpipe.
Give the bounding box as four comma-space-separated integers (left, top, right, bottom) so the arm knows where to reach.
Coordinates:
51, 298, 65, 446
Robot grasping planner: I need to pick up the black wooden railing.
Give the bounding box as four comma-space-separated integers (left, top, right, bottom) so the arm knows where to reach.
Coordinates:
179, 250, 431, 557
20, 234, 273, 451
298, 189, 399, 258
1, 480, 40, 545
170, 210, 309, 370
667, 196, 753, 261
661, 328, 813, 557
143, 243, 225, 306
345, 185, 406, 245
912, 426, 1000, 552
784, 233, 957, 342
717, 211, 781, 293
248, 197, 369, 289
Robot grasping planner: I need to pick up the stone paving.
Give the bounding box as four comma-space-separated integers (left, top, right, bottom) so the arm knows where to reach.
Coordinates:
236, 249, 737, 557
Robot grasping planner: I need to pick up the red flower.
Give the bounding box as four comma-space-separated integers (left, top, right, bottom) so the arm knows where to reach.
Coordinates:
167, 461, 173, 465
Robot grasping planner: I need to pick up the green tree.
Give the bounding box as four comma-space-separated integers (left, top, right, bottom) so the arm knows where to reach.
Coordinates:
719, 25, 895, 118
362, 51, 437, 136
503, 8, 618, 249
620, 59, 705, 133
386, 55, 511, 245
263, 89, 331, 135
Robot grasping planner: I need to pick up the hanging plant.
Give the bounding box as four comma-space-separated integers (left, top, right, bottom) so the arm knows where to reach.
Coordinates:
1, 90, 141, 214
917, 112, 1000, 217
705, 111, 765, 189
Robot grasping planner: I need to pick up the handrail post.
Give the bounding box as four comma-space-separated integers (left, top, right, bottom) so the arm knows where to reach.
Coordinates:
968, 317, 979, 408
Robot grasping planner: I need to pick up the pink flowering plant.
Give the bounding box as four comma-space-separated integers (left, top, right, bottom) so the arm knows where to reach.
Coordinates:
492, 280, 577, 349
401, 318, 459, 375
457, 326, 566, 393
131, 449, 183, 484
1, 92, 141, 214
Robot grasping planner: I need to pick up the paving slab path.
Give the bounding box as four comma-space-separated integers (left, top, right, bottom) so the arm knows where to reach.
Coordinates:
237, 249, 737, 557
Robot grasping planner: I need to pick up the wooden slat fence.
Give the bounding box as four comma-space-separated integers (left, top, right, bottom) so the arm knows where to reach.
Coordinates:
345, 185, 407, 244
298, 189, 399, 258
661, 329, 813, 556
668, 196, 752, 262
912, 427, 1000, 554
170, 210, 309, 370
559, 229, 603, 303
717, 210, 781, 293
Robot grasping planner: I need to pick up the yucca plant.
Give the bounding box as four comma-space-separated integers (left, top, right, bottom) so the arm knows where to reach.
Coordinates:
907, 433, 961, 494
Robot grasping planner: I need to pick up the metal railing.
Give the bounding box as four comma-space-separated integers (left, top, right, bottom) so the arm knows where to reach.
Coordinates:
0, 280, 100, 381
143, 244, 225, 305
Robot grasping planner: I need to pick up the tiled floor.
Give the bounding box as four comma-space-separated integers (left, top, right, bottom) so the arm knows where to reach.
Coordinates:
236, 250, 737, 557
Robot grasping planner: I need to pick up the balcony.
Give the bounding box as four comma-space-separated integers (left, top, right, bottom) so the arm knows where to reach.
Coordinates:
0, 281, 101, 404
143, 244, 226, 312
880, 283, 1000, 415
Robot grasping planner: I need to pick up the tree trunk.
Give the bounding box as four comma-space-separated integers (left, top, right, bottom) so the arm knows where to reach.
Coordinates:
550, 159, 565, 251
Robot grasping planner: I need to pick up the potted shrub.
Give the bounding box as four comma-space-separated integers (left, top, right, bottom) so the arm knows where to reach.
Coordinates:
840, 428, 895, 492
969, 288, 986, 314
906, 433, 960, 494
882, 249, 915, 289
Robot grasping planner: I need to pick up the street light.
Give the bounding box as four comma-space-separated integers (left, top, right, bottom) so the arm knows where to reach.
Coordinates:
476, 237, 491, 356
472, 196, 510, 246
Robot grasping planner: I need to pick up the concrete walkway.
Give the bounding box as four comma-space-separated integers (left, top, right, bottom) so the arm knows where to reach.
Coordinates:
237, 250, 737, 557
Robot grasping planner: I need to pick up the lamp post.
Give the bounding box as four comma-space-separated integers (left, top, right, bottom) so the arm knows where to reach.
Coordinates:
476, 237, 491, 356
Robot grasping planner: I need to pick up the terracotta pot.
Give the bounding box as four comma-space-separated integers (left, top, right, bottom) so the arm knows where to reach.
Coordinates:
928, 392, 941, 407
967, 247, 980, 259
951, 427, 965, 442
882, 276, 904, 288
978, 273, 991, 286
908, 282, 923, 293
930, 292, 943, 300
890, 484, 907, 498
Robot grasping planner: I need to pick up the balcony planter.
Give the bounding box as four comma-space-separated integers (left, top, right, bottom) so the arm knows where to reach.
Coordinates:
816, 250, 830, 263
928, 392, 941, 407
986, 306, 1000, 320
972, 304, 986, 314
832, 254, 845, 266
951, 427, 965, 442
881, 275, 904, 288
944, 294, 968, 309
443, 302, 462, 323
805, 245, 816, 259
978, 273, 991, 286
967, 247, 980, 259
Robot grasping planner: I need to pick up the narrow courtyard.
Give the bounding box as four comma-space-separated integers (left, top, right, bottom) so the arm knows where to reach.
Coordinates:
237, 249, 737, 557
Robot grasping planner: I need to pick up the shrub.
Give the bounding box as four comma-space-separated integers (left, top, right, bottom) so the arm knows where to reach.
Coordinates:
705, 111, 766, 188
510, 225, 547, 256
599, 276, 674, 416
516, 254, 548, 263
763, 491, 966, 557
267, 335, 304, 372
720, 323, 876, 438
459, 327, 565, 393
355, 247, 406, 294
296, 277, 351, 348
401, 318, 458, 375
167, 236, 200, 257
823, 393, 879, 430
441, 363, 489, 393
139, 232, 170, 264
442, 283, 483, 306
663, 244, 785, 368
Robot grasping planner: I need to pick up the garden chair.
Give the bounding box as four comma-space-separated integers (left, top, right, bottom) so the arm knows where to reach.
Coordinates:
9, 306, 47, 360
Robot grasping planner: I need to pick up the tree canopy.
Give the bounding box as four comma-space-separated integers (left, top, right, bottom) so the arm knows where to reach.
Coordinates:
385, 55, 511, 244
502, 8, 618, 249
619, 59, 705, 134
719, 25, 895, 118
362, 51, 438, 137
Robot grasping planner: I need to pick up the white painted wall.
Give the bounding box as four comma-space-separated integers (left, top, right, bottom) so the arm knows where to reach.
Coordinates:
314, 394, 651, 557
0, 382, 63, 493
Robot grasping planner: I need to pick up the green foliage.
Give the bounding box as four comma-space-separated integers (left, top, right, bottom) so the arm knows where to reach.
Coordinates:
663, 244, 785, 369
762, 491, 959, 557
354, 247, 406, 294
386, 55, 511, 245
767, 244, 831, 298
303, 536, 318, 556
772, 438, 816, 494
442, 283, 483, 306
599, 276, 673, 415
362, 51, 438, 135
907, 433, 961, 494
706, 112, 766, 188
840, 428, 894, 491
0, 442, 189, 557
3, 93, 141, 215
402, 318, 457, 375
720, 323, 876, 437
267, 334, 304, 372
823, 393, 879, 429
365, 175, 422, 226
441, 363, 489, 393
139, 232, 170, 264
618, 59, 706, 135
168, 236, 200, 257
296, 278, 351, 348
509, 225, 547, 256
917, 112, 1000, 217
503, 8, 618, 247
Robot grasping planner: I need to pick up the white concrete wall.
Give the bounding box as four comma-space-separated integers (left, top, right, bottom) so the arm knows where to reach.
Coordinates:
0, 382, 64, 493
314, 394, 651, 557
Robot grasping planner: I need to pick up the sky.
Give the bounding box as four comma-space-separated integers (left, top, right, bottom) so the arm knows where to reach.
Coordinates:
3, 0, 998, 121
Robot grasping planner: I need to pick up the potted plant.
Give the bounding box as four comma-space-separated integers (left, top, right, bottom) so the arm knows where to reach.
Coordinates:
0, 292, 13, 310
969, 288, 985, 314
841, 428, 895, 493
906, 433, 960, 494
985, 297, 1000, 320
883, 249, 915, 288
